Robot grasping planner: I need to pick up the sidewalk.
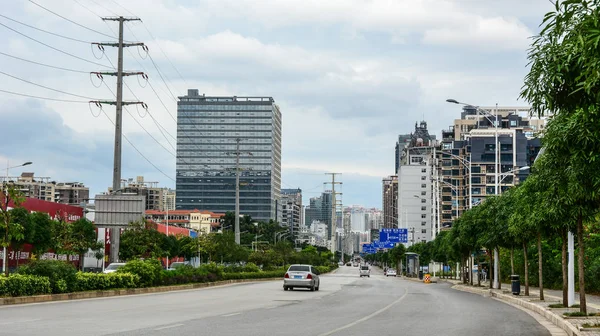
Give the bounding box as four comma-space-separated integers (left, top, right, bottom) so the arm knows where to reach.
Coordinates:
439, 277, 600, 335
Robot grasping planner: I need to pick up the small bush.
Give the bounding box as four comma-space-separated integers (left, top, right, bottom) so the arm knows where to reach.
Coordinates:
74, 272, 140, 291
18, 260, 77, 293
316, 266, 332, 274
242, 262, 261, 273
0, 274, 51, 297
222, 270, 285, 280
118, 259, 163, 287
198, 262, 224, 278
564, 311, 594, 317
548, 303, 565, 308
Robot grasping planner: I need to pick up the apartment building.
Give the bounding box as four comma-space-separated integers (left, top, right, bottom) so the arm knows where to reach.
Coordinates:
108, 176, 172, 211
145, 209, 224, 233
1, 172, 89, 205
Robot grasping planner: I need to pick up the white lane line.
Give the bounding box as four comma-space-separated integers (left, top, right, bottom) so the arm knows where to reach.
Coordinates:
317, 288, 409, 336
153, 323, 184, 331
0, 318, 41, 325
222, 312, 241, 317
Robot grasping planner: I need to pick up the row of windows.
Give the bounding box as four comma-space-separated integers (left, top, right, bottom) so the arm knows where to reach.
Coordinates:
176, 202, 273, 211
176, 164, 272, 171
177, 145, 272, 151
177, 151, 273, 158
178, 105, 273, 111
177, 158, 273, 164
176, 184, 272, 191
178, 125, 274, 131
178, 131, 272, 137
177, 192, 272, 198
177, 171, 272, 178
179, 120, 271, 126
176, 178, 271, 184
178, 138, 273, 144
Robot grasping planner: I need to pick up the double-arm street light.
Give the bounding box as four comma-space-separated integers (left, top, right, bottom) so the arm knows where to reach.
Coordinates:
2, 161, 33, 274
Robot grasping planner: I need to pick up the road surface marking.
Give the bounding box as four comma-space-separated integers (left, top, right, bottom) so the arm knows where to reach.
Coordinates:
318, 288, 409, 336
0, 318, 41, 325
153, 324, 184, 331
222, 312, 241, 317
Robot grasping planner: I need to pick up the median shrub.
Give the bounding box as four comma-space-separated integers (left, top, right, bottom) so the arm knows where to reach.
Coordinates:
74, 272, 140, 291
117, 259, 163, 287
18, 260, 77, 294
222, 270, 286, 280
0, 274, 51, 297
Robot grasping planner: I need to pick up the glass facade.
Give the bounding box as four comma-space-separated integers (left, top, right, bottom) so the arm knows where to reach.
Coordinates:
175, 90, 282, 222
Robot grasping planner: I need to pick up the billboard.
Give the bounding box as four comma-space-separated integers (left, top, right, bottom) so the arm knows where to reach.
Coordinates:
379, 228, 408, 243
95, 194, 145, 227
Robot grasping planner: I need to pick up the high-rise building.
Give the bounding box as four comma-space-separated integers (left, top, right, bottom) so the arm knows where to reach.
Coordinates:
304, 192, 332, 237
1, 172, 89, 205
281, 188, 302, 238
434, 106, 545, 232
398, 121, 437, 246
382, 175, 398, 228
395, 134, 413, 174
175, 90, 282, 222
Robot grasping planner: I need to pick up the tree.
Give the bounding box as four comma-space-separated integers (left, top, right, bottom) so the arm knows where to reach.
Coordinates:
0, 185, 25, 275
8, 207, 31, 267
520, 0, 600, 313
28, 212, 55, 258
119, 220, 166, 261
69, 218, 99, 271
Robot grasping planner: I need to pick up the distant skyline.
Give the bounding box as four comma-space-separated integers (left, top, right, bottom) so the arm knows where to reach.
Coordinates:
0, 0, 553, 209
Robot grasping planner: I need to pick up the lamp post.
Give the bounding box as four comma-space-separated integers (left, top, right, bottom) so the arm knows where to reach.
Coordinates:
2, 161, 32, 274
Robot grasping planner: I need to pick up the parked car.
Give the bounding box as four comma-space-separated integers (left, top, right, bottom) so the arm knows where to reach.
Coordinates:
167, 261, 188, 271
359, 265, 370, 277
103, 262, 126, 274
283, 264, 320, 291
346, 262, 352, 266
385, 269, 397, 277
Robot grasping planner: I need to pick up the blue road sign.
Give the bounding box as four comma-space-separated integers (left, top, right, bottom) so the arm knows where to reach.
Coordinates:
372, 240, 396, 249
379, 228, 408, 243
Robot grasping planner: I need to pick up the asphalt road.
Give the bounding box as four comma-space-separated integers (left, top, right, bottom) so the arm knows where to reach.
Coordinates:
0, 266, 551, 336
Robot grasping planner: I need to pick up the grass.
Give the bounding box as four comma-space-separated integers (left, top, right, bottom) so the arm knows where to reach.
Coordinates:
571, 304, 581, 308
548, 303, 565, 308
563, 311, 597, 317
582, 323, 600, 328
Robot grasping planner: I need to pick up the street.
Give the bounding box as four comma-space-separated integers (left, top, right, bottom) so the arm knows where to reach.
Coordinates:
0, 267, 550, 336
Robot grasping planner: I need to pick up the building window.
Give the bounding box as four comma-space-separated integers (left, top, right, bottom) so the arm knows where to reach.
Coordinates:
421, 206, 427, 211
421, 199, 426, 203
421, 168, 427, 173
421, 176, 426, 180
421, 191, 426, 196
421, 229, 427, 234
421, 184, 426, 188
421, 214, 427, 219
421, 221, 427, 226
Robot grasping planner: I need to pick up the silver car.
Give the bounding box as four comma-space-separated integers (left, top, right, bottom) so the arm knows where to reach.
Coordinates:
283, 264, 320, 291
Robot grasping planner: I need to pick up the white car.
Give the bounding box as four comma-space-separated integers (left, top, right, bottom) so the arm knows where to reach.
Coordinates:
359, 265, 370, 277
385, 269, 397, 277
103, 262, 126, 274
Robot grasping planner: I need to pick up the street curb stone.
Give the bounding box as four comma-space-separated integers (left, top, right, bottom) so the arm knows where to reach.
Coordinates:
0, 278, 278, 306
453, 284, 581, 336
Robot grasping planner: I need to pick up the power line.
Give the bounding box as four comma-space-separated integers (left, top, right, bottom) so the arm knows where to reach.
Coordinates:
0, 14, 91, 43
0, 22, 112, 68
0, 70, 100, 100
88, 0, 119, 16
0, 51, 90, 73
110, 0, 136, 16
28, 0, 120, 40
0, 89, 90, 103
101, 109, 175, 182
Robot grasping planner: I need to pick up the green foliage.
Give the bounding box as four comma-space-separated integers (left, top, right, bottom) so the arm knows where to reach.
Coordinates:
74, 272, 140, 291
119, 221, 167, 261
117, 259, 163, 287
222, 270, 285, 280
18, 260, 77, 293
0, 274, 51, 297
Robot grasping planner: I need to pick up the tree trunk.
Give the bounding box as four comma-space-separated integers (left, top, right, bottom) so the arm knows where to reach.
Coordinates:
577, 214, 587, 314
497, 247, 501, 290
537, 232, 544, 301
523, 242, 529, 296
477, 261, 481, 287
489, 251, 493, 289
510, 248, 514, 275
562, 228, 568, 307
469, 254, 474, 286
79, 252, 85, 271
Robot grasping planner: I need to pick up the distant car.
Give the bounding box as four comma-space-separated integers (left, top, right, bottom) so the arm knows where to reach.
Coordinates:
283, 264, 320, 291
359, 265, 370, 277
386, 269, 397, 277
353, 263, 359, 267
346, 262, 352, 266
103, 262, 126, 274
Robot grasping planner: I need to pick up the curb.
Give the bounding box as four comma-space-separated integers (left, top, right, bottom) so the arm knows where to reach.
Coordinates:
453, 285, 580, 336
0, 277, 278, 306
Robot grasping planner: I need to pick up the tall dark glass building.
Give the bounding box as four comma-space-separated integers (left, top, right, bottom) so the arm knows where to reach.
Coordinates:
175, 89, 282, 222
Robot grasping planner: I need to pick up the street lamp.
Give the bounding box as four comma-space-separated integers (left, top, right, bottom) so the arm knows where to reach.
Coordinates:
2, 161, 33, 274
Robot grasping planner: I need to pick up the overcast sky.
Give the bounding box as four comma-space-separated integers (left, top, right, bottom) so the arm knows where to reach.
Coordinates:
0, 0, 553, 208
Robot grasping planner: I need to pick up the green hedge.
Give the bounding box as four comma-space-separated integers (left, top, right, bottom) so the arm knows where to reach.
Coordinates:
117, 259, 163, 287
222, 270, 286, 280
74, 272, 140, 291
0, 274, 51, 297
18, 260, 77, 294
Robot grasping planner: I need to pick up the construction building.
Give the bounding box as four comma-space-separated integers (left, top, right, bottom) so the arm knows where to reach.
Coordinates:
108, 176, 173, 211
382, 175, 398, 228
281, 188, 303, 239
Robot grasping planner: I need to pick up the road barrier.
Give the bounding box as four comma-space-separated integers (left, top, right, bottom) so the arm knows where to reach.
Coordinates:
424, 273, 431, 284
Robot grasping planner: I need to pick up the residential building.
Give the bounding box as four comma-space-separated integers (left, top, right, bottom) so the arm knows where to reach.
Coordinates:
382, 175, 398, 228
281, 188, 302, 238
434, 106, 545, 232
398, 121, 437, 246
108, 176, 171, 211
395, 134, 412, 174
175, 90, 282, 222
145, 209, 224, 233
1, 172, 89, 205
163, 189, 176, 211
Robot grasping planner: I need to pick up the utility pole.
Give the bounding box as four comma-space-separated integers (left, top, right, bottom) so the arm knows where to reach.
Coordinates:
225, 138, 253, 244
324, 173, 342, 256
93, 16, 145, 263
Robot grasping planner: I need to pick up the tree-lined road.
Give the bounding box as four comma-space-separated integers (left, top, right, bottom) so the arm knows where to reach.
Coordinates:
0, 267, 552, 336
